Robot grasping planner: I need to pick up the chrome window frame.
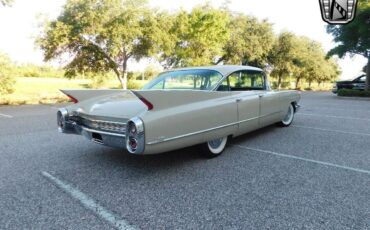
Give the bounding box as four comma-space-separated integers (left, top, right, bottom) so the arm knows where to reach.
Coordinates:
213, 69, 269, 91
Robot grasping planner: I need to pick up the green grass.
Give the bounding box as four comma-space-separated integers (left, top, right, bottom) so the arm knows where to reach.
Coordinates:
0, 77, 148, 105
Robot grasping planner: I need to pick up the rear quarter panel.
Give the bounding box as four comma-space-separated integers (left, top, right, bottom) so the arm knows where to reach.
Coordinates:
140, 91, 238, 154
276, 90, 301, 120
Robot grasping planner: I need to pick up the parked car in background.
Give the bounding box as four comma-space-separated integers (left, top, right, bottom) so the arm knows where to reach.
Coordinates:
57, 65, 301, 157
332, 74, 366, 93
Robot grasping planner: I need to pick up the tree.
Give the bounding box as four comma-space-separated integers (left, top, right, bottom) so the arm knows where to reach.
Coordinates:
218, 13, 275, 67
327, 0, 370, 90
1, 0, 13, 6
290, 37, 313, 89
143, 64, 161, 80
160, 4, 230, 68
0, 51, 15, 94
38, 0, 168, 89
268, 32, 299, 89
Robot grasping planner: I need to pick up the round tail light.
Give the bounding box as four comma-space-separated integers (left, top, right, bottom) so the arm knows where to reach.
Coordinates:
129, 138, 138, 150
125, 117, 144, 154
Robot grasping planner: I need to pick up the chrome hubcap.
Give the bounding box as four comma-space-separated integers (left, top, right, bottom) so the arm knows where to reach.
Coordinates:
208, 138, 223, 149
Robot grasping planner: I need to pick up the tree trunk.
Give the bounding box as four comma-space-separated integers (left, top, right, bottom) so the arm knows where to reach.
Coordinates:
118, 74, 127, 90
295, 77, 301, 89
120, 58, 128, 90
122, 73, 128, 90
308, 81, 312, 88
277, 76, 282, 89
112, 68, 124, 89
366, 56, 370, 91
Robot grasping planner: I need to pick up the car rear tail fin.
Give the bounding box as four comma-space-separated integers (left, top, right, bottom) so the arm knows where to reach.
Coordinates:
60, 89, 125, 102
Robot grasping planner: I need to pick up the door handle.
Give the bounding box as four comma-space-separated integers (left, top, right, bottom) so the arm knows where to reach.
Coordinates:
236, 98, 242, 102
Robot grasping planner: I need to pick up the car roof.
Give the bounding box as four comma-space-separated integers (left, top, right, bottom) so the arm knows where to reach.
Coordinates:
163, 65, 263, 77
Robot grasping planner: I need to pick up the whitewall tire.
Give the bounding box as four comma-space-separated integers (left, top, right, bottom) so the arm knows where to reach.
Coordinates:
202, 136, 228, 158
279, 104, 295, 127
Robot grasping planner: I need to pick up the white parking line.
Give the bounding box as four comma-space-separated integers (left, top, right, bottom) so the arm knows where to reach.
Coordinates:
299, 113, 370, 122
234, 145, 370, 176
292, 125, 370, 137
0, 113, 13, 118
41, 171, 136, 230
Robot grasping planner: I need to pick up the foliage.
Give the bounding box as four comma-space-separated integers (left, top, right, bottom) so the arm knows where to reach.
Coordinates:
160, 4, 230, 67
327, 0, 370, 90
38, 0, 168, 89
143, 64, 161, 80
0, 52, 15, 94
87, 73, 108, 88
37, 1, 340, 90
268, 32, 298, 88
268, 32, 340, 89
219, 13, 274, 67
295, 38, 339, 87
0, 0, 13, 6
337, 89, 370, 97
16, 64, 65, 78
127, 80, 141, 89
0, 76, 148, 105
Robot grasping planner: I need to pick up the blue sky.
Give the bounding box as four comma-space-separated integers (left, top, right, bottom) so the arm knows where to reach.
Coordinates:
0, 0, 366, 79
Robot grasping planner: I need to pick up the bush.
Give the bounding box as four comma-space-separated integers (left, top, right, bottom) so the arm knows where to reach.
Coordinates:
0, 52, 15, 94
337, 89, 370, 97
0, 74, 15, 94
127, 80, 141, 89
88, 74, 106, 88
17, 64, 65, 78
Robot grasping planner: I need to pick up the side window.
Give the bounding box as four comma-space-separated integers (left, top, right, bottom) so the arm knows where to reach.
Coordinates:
240, 71, 264, 89
151, 80, 165, 89
228, 72, 241, 88
217, 78, 230, 91
359, 76, 366, 82
227, 70, 265, 91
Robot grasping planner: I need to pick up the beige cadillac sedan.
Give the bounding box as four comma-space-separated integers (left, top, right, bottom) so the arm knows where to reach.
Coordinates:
57, 65, 300, 157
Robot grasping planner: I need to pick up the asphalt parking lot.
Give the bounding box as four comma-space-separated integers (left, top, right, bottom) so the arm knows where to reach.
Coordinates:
1, 91, 370, 230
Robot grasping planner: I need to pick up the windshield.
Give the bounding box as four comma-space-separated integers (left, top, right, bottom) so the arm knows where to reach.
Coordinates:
143, 69, 223, 90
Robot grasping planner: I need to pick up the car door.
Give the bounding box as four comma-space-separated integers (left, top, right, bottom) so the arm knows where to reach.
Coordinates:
248, 72, 282, 126
218, 71, 260, 136
256, 90, 282, 126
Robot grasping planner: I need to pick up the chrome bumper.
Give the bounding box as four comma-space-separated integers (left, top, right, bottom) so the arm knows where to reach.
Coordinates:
57, 108, 127, 149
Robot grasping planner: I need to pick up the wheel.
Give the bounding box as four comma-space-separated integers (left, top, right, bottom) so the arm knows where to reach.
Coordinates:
201, 136, 228, 158
279, 104, 295, 127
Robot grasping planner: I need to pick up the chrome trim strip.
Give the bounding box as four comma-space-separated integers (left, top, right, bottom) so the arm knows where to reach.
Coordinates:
74, 115, 127, 126
259, 111, 282, 118
85, 119, 126, 126
146, 116, 259, 145
81, 127, 126, 137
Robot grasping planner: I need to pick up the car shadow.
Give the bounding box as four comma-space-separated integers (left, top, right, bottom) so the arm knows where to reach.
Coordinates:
77, 124, 279, 172
84, 144, 206, 173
